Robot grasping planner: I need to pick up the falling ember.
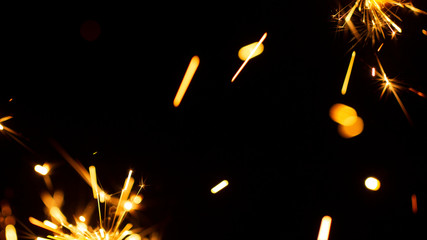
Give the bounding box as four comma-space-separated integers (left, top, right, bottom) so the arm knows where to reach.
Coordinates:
211, 180, 229, 194
231, 32, 267, 83
173, 55, 200, 107
411, 194, 417, 214
365, 177, 381, 191
423, 29, 427, 36
341, 51, 356, 95
371, 67, 376, 77
317, 216, 332, 240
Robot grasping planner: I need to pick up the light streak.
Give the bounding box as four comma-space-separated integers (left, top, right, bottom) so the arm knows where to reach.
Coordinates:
341, 51, 356, 95
211, 180, 229, 194
231, 32, 267, 83
317, 216, 332, 240
173, 55, 200, 107
371, 67, 376, 77
411, 194, 417, 214
365, 177, 381, 191
5, 224, 17, 240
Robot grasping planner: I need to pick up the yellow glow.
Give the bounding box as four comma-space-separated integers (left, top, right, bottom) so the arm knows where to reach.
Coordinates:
50, 207, 67, 224
79, 216, 86, 222
411, 194, 417, 214
89, 166, 98, 199
5, 224, 17, 240
35, 164, 50, 176
338, 116, 364, 138
317, 216, 332, 240
329, 103, 358, 126
124, 201, 133, 211
0, 124, 3, 130
173, 56, 200, 107
127, 234, 141, 240
238, 42, 264, 61
99, 191, 106, 203
43, 220, 58, 230
132, 195, 142, 204
365, 177, 381, 191
423, 29, 427, 36
211, 180, 229, 194
341, 51, 356, 95
231, 32, 267, 82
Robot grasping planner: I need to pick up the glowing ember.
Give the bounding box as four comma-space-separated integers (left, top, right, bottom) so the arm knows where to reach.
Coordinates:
365, 177, 381, 191
173, 55, 200, 107
211, 180, 229, 194
341, 51, 356, 95
317, 216, 332, 240
231, 32, 267, 83
238, 41, 264, 61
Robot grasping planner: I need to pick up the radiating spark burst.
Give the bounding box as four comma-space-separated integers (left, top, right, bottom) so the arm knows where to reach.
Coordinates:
333, 0, 426, 47
0, 115, 33, 152
28, 148, 159, 240
373, 55, 412, 123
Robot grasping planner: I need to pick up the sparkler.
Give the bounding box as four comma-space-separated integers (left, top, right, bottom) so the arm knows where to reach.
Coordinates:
28, 149, 156, 240
334, 0, 426, 47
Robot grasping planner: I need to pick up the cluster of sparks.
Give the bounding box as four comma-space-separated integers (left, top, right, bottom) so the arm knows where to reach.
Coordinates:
26, 148, 151, 240
334, 0, 426, 124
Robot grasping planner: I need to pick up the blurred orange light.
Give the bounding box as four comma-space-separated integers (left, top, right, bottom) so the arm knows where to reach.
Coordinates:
0, 124, 4, 130
173, 56, 200, 107
238, 42, 264, 61
317, 216, 332, 240
365, 177, 380, 191
5, 224, 17, 240
411, 194, 417, 214
34, 164, 50, 176
329, 103, 358, 126
337, 116, 364, 138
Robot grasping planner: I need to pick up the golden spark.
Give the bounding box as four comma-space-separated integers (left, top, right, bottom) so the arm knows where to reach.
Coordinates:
231, 32, 267, 83
341, 51, 356, 95
173, 55, 200, 107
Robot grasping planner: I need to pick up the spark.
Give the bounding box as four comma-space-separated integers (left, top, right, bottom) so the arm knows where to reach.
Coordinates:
231, 32, 267, 83
5, 224, 18, 240
334, 0, 426, 46
35, 164, 50, 176
173, 55, 200, 107
28, 147, 156, 240
238, 41, 264, 61
211, 180, 229, 194
365, 177, 381, 191
374, 55, 412, 123
317, 216, 332, 240
341, 51, 356, 95
411, 194, 417, 214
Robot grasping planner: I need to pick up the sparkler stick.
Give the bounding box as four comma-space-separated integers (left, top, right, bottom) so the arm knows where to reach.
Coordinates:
231, 32, 267, 83
341, 51, 356, 95
173, 55, 200, 107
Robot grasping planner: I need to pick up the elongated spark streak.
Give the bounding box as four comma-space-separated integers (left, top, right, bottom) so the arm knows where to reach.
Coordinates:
231, 32, 267, 83
173, 55, 200, 107
341, 51, 356, 95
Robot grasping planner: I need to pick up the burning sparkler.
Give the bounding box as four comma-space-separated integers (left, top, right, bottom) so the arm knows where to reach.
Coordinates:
28, 147, 157, 240
334, 0, 426, 47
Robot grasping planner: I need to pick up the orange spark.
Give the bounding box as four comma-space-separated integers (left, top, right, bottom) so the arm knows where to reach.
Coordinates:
173, 55, 200, 107
317, 216, 332, 240
231, 32, 267, 83
341, 51, 356, 95
411, 194, 418, 214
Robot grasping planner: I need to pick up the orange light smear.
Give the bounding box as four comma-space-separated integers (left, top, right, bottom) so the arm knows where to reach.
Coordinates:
0, 116, 13, 123
423, 29, 427, 36
231, 32, 267, 83
341, 51, 356, 95
5, 224, 17, 240
329, 103, 358, 126
317, 216, 332, 240
411, 194, 418, 214
173, 56, 200, 107
409, 88, 427, 98
338, 116, 364, 138
377, 43, 384, 52
29, 217, 63, 235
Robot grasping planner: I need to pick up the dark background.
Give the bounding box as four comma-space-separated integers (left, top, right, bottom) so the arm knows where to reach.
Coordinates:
1, 1, 427, 239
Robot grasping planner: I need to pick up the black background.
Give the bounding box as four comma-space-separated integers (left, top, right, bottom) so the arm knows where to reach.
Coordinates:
1, 1, 427, 239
